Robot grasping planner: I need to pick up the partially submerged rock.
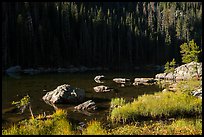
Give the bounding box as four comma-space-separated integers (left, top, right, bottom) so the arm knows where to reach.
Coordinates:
113, 78, 130, 84
133, 78, 157, 86
93, 85, 113, 92
42, 84, 85, 104
74, 100, 97, 111
94, 75, 105, 83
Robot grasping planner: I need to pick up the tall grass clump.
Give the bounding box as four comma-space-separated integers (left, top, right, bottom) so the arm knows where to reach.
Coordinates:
110, 97, 126, 109
82, 120, 108, 135
110, 91, 202, 123
2, 109, 73, 135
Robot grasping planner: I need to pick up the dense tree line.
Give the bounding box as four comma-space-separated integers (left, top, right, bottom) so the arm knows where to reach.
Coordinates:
2, 2, 202, 70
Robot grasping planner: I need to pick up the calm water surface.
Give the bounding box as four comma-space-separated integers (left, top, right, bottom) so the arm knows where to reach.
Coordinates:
2, 71, 162, 128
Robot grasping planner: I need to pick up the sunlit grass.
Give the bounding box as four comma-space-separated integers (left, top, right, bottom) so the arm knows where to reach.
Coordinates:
176, 79, 201, 94
110, 118, 202, 135
82, 120, 108, 135
110, 97, 126, 109
110, 91, 202, 123
2, 109, 73, 135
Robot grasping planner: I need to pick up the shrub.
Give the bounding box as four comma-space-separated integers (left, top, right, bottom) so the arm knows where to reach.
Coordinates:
82, 120, 108, 135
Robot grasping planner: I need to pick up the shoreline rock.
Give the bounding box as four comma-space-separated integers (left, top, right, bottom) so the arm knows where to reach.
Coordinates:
155, 62, 202, 80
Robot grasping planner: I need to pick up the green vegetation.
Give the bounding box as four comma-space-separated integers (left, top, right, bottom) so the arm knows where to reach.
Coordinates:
176, 79, 201, 94
82, 120, 108, 135
12, 95, 34, 119
164, 58, 176, 74
2, 109, 73, 135
180, 39, 201, 64
2, 2, 202, 69
110, 118, 202, 135
110, 97, 126, 109
110, 91, 201, 123
164, 58, 176, 81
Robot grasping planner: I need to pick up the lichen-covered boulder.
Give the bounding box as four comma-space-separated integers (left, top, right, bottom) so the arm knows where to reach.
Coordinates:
42, 84, 85, 104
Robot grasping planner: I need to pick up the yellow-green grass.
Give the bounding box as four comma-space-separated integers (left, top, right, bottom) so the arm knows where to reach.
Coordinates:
2, 109, 73, 135
110, 97, 126, 109
110, 91, 202, 123
110, 118, 202, 135
176, 79, 201, 94
82, 120, 108, 135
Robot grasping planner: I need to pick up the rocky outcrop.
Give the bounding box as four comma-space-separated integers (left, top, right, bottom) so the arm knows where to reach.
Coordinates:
94, 75, 105, 83
133, 78, 157, 86
42, 84, 85, 104
155, 62, 202, 80
74, 100, 97, 111
93, 85, 113, 92
113, 78, 130, 84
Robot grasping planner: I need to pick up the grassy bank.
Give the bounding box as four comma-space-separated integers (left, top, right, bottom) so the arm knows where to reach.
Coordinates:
110, 91, 202, 123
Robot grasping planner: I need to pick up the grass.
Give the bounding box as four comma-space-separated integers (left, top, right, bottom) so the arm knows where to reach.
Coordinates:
82, 120, 108, 135
176, 79, 201, 94
110, 97, 126, 109
110, 91, 202, 123
2, 109, 73, 135
110, 118, 202, 135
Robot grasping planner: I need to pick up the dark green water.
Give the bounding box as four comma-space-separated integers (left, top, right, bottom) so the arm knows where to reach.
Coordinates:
2, 71, 162, 128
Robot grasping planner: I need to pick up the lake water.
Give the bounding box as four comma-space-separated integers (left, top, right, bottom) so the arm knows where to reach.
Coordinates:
2, 71, 162, 128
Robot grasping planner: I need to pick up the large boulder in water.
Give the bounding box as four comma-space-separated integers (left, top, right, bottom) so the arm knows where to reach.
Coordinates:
42, 84, 85, 104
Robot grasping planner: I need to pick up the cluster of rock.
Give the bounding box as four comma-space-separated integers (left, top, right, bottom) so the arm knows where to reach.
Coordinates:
5, 65, 109, 76
155, 62, 202, 80
42, 84, 97, 113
